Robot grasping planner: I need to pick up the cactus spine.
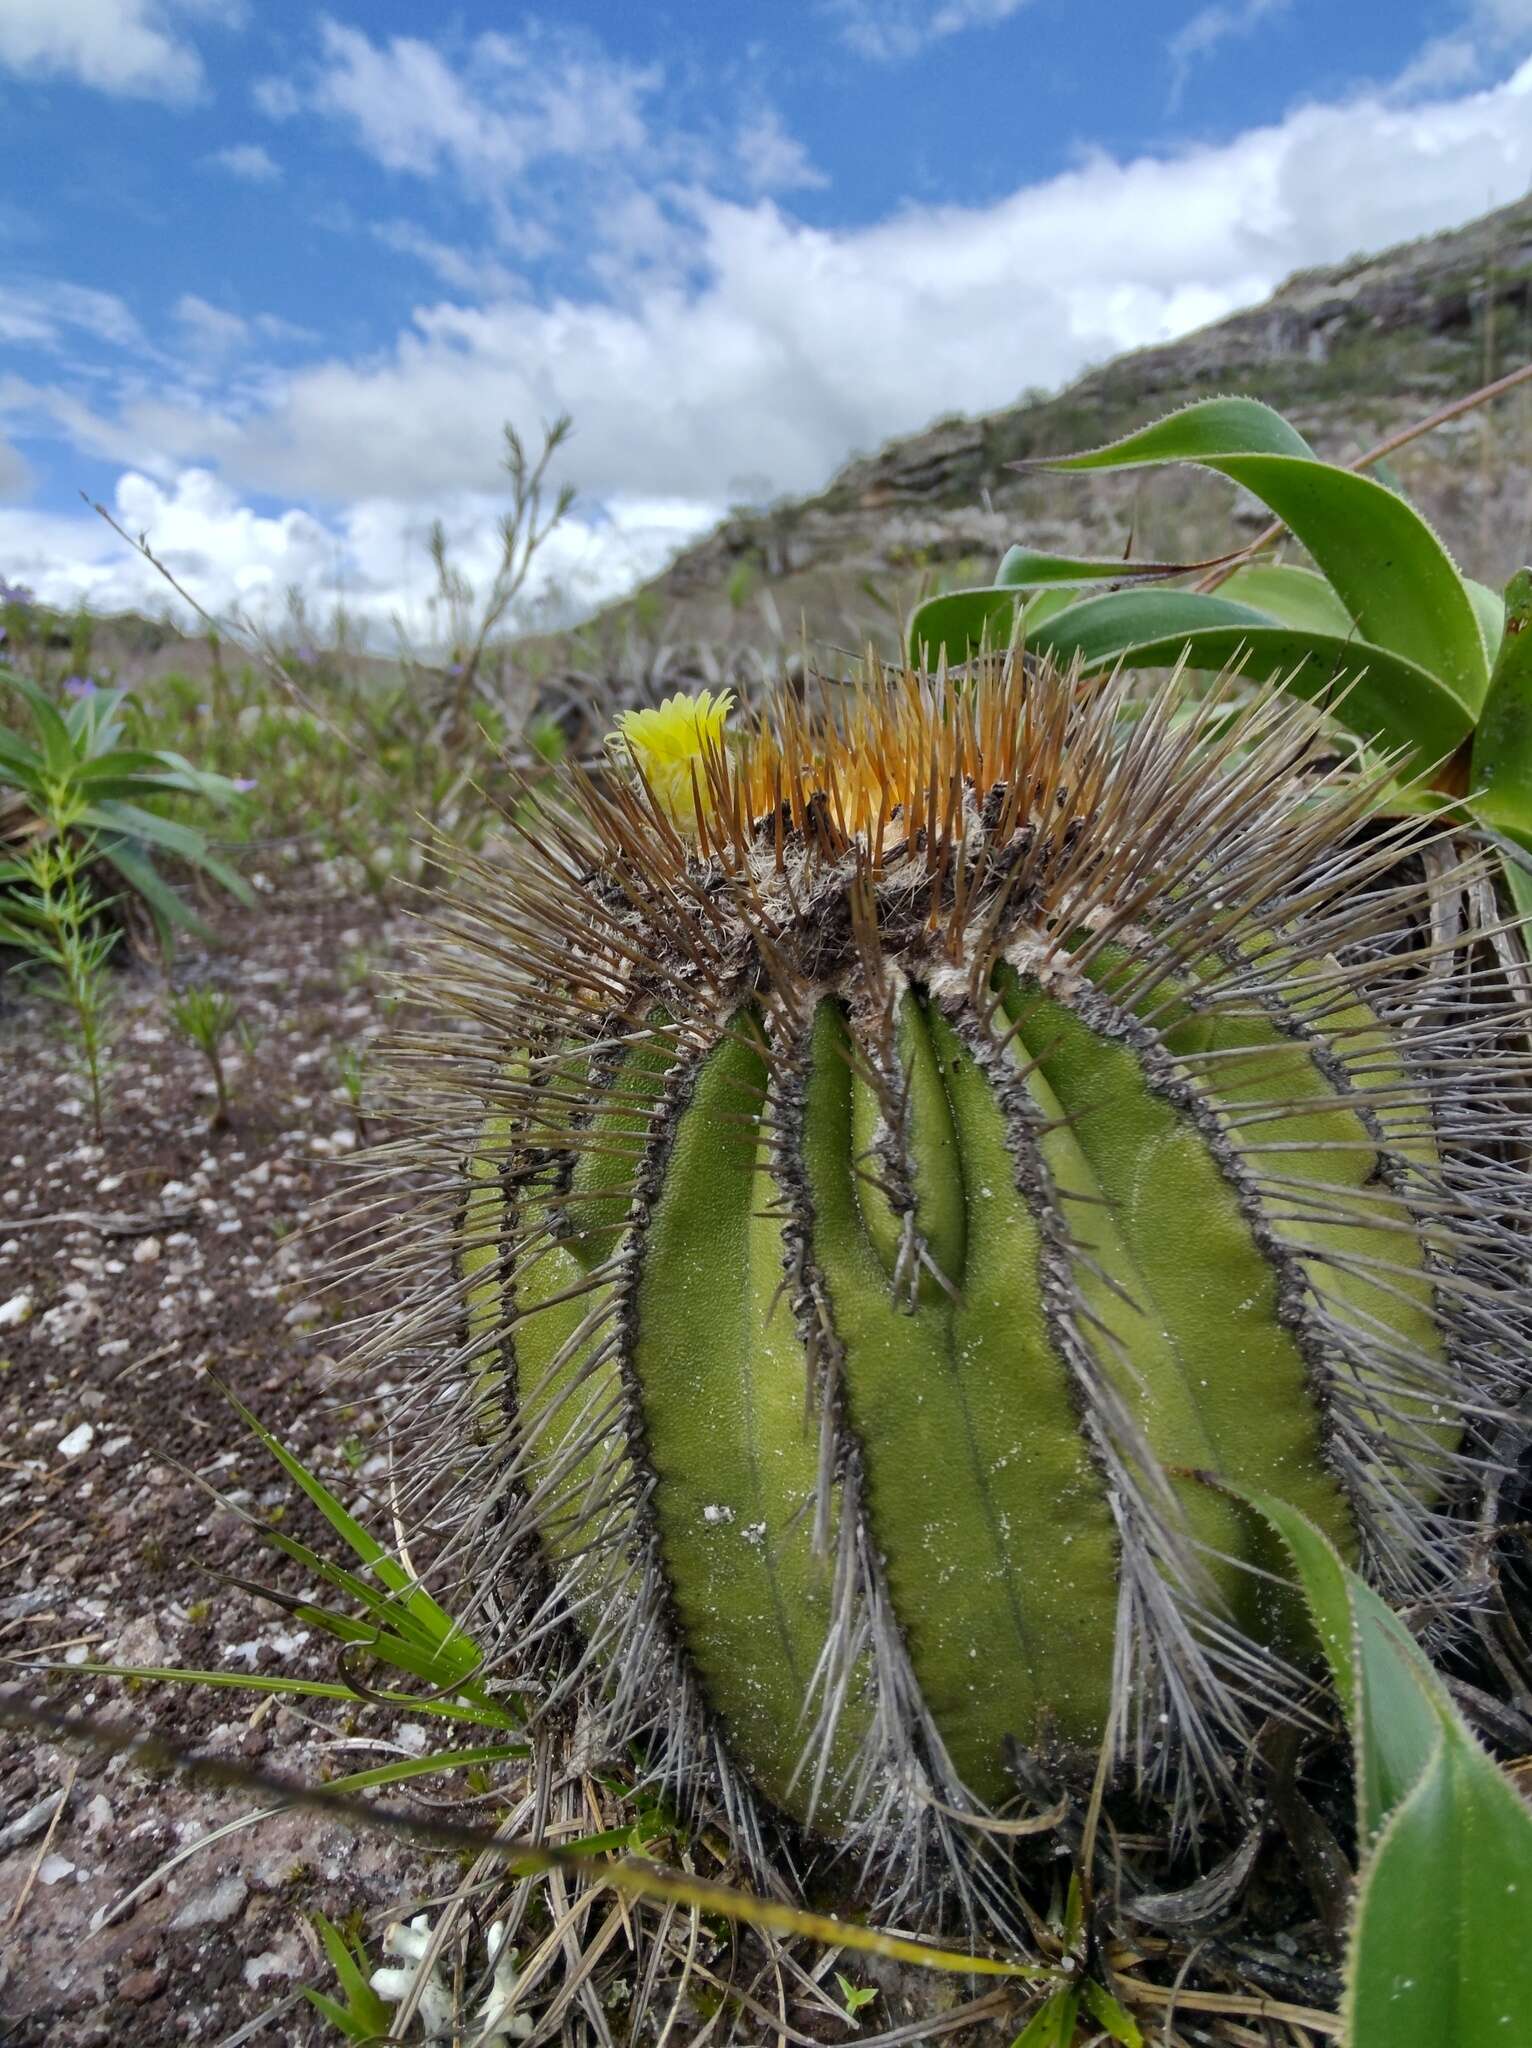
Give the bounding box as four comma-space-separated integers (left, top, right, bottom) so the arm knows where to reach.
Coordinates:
388, 657, 1529, 1926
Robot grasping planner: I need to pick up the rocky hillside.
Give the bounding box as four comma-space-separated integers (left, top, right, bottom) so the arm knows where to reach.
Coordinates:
608, 191, 1532, 659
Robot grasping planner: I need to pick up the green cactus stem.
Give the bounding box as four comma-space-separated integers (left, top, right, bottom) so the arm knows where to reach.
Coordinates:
379, 658, 1529, 1927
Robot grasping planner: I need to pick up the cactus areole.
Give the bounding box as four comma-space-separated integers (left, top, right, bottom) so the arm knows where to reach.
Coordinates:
403, 658, 1527, 1923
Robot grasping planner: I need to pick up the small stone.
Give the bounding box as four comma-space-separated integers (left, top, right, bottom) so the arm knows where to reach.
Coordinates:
111, 1616, 165, 1667
0, 1290, 32, 1328
0, 1789, 67, 1852
132, 1236, 161, 1266
283, 1299, 322, 1328
41, 1294, 99, 1345
118, 1967, 165, 2004
243, 1951, 293, 1988
58, 1422, 95, 1459
170, 1872, 248, 1928
38, 1853, 76, 1885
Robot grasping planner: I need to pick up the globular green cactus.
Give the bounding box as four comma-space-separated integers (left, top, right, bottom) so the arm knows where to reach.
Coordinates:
393, 656, 1529, 1927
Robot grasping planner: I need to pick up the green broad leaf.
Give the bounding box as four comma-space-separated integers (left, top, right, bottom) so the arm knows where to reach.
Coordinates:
2, 671, 77, 778
1081, 1979, 1145, 2046
1226, 1483, 1532, 2048
69, 749, 186, 783
1230, 1486, 1444, 1839
100, 841, 214, 947
1347, 1578, 1450, 1844
909, 549, 1242, 664
1036, 398, 1490, 716
1036, 395, 1315, 469
299, 1987, 378, 2040
311, 1910, 392, 2035
1469, 571, 1532, 850
908, 587, 1023, 666
1207, 458, 1489, 714
1465, 577, 1508, 668
1495, 846, 1532, 921
1345, 1723, 1532, 2048
992, 543, 1233, 589
0, 726, 43, 785
81, 798, 255, 904
1010, 1985, 1080, 2047
1024, 594, 1474, 767
1215, 563, 1357, 638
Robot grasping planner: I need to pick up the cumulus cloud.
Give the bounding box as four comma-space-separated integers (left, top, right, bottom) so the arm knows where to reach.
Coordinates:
0, 0, 238, 103
84, 51, 1532, 528
207, 141, 281, 181
13, 14, 1532, 638
0, 467, 722, 644
827, 0, 1031, 63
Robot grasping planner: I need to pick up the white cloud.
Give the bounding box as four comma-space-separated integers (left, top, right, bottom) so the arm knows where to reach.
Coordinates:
1169, 0, 1290, 98
14, 20, 1532, 638
0, 0, 238, 104
270, 20, 655, 188
174, 294, 249, 355
828, 0, 1030, 63
0, 467, 721, 644
0, 434, 33, 501
208, 142, 281, 182
88, 52, 1532, 525
736, 106, 828, 194
251, 72, 300, 119
1388, 0, 1532, 97
0, 279, 143, 352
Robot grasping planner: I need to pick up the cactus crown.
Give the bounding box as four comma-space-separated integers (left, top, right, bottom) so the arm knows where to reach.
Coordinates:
379, 655, 1529, 1931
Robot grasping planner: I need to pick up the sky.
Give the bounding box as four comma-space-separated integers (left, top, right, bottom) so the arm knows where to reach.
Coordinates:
2, 0, 1532, 647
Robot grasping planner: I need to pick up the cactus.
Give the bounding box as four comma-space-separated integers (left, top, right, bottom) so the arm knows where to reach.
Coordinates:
390, 655, 1529, 1928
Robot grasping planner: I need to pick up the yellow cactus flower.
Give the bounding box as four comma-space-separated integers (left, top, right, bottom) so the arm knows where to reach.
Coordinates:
612, 690, 733, 833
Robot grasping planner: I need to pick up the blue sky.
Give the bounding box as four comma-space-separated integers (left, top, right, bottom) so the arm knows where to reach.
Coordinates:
2, 0, 1531, 640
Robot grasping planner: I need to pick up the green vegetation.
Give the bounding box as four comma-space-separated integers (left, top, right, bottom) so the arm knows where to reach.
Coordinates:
166, 982, 242, 1126
12, 363, 1532, 2047
910, 393, 1532, 909
0, 664, 252, 945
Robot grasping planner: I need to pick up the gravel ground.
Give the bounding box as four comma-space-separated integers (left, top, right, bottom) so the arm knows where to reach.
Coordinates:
0, 890, 454, 2045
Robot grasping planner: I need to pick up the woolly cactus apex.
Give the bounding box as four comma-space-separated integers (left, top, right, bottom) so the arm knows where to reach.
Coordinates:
379, 653, 1531, 1929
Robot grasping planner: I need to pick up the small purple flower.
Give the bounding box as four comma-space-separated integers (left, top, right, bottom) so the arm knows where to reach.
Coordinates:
62, 675, 96, 699
0, 577, 34, 608
233, 777, 258, 793
295, 645, 315, 666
